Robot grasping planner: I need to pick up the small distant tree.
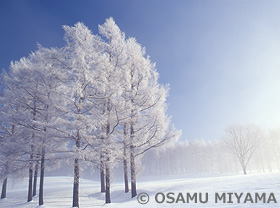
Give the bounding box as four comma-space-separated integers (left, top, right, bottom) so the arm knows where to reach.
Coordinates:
223, 124, 263, 175
268, 129, 280, 171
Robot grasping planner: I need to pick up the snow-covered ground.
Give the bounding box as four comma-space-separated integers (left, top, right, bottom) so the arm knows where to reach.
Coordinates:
0, 173, 279, 207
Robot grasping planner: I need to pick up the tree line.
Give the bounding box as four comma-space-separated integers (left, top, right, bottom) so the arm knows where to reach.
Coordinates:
0, 18, 180, 207
142, 124, 280, 176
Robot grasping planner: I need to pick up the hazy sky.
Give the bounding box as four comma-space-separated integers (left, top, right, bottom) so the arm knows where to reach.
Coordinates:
1, 0, 280, 140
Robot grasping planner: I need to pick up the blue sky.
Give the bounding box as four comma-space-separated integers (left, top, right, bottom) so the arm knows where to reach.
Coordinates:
1, 0, 280, 140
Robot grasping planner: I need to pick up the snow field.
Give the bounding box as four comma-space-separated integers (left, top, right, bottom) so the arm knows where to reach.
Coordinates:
0, 173, 279, 207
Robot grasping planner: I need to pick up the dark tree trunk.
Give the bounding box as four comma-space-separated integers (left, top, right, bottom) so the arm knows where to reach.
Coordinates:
33, 162, 39, 197
72, 159, 79, 207
123, 123, 129, 193
1, 164, 8, 199
27, 149, 34, 202
105, 163, 111, 203
1, 177, 7, 199
242, 166, 247, 175
100, 158, 106, 193
28, 103, 36, 202
104, 118, 111, 203
39, 147, 45, 205
130, 146, 137, 198
130, 123, 137, 198
72, 131, 80, 208
123, 149, 129, 193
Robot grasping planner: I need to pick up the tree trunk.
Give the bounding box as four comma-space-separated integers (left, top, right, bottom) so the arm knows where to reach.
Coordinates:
39, 147, 45, 205
105, 163, 111, 203
72, 131, 80, 208
33, 162, 39, 197
123, 123, 129, 193
123, 149, 129, 193
100, 155, 105, 193
130, 146, 137, 198
130, 122, 137, 198
104, 117, 111, 203
242, 166, 247, 175
27, 149, 34, 202
72, 158, 79, 207
1, 177, 7, 199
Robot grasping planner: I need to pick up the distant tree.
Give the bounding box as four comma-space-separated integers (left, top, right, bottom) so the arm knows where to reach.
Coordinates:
269, 129, 280, 171
223, 124, 263, 175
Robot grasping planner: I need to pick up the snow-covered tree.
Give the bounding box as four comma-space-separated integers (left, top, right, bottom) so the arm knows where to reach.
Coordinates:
3, 59, 42, 202
268, 129, 280, 171
2, 45, 68, 205
97, 17, 129, 202
0, 104, 25, 199
0, 17, 180, 206
223, 124, 263, 175
116, 27, 180, 198
54, 22, 103, 207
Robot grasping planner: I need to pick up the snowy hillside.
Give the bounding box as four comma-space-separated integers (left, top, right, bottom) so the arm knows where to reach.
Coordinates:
0, 173, 279, 208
